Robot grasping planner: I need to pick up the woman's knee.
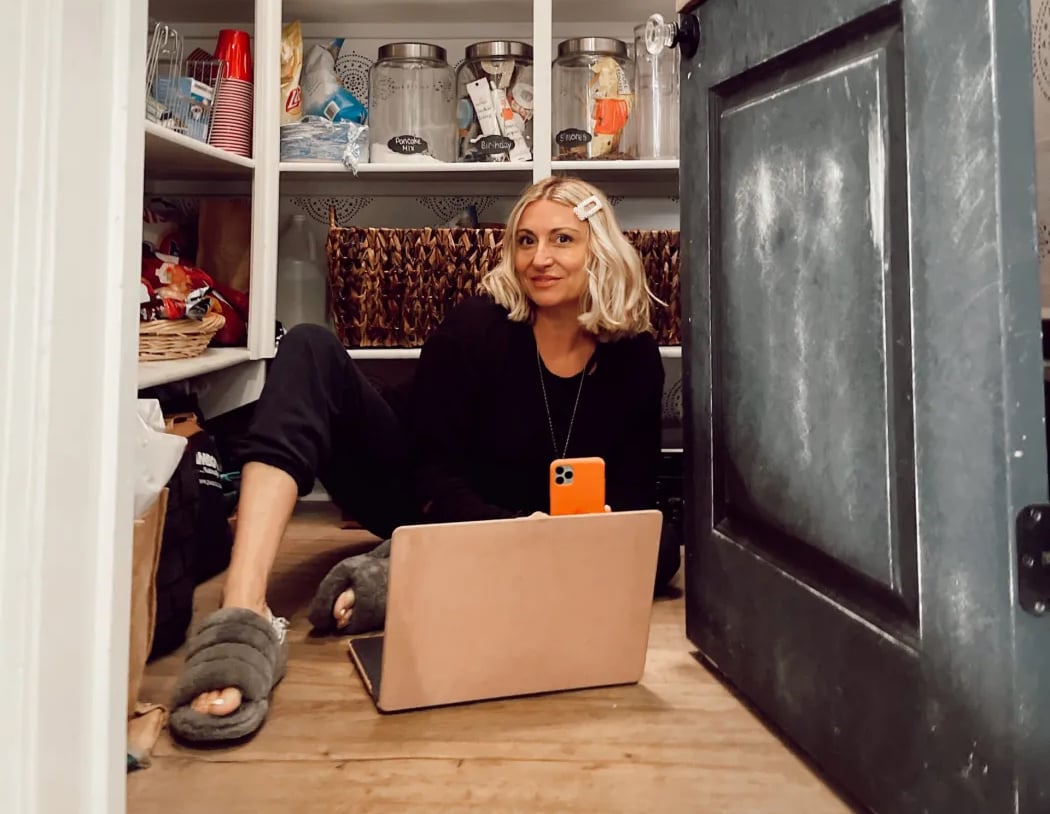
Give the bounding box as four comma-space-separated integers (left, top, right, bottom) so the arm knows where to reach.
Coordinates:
276, 324, 346, 364
280, 323, 342, 350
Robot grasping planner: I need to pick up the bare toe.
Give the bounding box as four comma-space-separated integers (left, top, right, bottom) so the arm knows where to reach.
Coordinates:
207, 688, 243, 716
191, 691, 217, 714
333, 588, 356, 628
191, 687, 243, 716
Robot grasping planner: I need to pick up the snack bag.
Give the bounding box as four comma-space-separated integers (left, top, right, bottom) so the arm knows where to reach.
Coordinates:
281, 21, 304, 125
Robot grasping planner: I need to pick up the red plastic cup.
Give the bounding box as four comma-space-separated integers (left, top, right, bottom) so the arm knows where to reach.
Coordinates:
215, 29, 253, 82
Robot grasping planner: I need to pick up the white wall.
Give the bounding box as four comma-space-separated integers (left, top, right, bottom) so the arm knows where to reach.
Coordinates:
0, 0, 145, 812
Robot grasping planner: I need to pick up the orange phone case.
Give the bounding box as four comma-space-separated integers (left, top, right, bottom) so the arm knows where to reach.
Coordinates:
549, 457, 606, 516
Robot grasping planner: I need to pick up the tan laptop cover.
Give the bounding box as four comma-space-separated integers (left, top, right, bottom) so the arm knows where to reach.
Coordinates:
348, 509, 663, 712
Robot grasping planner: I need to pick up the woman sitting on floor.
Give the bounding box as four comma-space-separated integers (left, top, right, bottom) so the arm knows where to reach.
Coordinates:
168, 176, 681, 744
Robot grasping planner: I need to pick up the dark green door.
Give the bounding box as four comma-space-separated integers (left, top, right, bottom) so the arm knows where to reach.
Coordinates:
676, 0, 1050, 811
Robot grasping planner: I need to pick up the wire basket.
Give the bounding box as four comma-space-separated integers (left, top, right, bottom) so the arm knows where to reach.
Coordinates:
145, 23, 226, 144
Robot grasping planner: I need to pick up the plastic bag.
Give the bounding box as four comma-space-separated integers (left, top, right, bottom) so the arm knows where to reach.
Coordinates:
342, 121, 369, 173
301, 40, 367, 124
133, 399, 187, 518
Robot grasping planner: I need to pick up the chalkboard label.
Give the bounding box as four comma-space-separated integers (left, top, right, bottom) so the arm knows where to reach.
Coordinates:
388, 135, 428, 154
476, 135, 516, 155
555, 128, 592, 146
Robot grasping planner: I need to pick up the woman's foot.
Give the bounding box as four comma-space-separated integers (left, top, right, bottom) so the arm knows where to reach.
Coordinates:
307, 544, 390, 635
190, 686, 243, 716
168, 606, 290, 744
333, 588, 356, 628
189, 604, 286, 718
184, 584, 352, 719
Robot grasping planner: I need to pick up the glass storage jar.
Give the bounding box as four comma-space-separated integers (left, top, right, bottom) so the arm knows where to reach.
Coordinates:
552, 37, 634, 160
369, 42, 456, 163
627, 20, 679, 159
456, 40, 534, 163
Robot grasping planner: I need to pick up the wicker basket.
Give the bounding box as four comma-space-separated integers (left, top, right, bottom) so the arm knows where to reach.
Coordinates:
325, 213, 680, 348
138, 312, 226, 361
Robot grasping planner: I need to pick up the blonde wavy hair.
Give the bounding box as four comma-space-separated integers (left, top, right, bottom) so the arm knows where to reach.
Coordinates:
481, 176, 657, 340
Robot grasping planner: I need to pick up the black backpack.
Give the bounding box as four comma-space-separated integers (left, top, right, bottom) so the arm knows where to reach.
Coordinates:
148, 412, 234, 661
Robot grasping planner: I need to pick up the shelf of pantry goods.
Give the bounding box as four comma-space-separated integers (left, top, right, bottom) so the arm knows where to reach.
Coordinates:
279, 159, 679, 182
348, 346, 683, 360
144, 120, 254, 179
138, 347, 253, 389
279, 161, 534, 182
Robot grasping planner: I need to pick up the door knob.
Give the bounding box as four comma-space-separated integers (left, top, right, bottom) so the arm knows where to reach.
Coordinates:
645, 12, 701, 61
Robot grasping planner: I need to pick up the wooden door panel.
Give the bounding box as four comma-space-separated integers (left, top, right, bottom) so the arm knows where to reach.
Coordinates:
679, 0, 1050, 810
713, 19, 917, 616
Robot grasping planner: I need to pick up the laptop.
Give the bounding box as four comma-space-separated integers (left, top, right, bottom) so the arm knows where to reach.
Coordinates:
347, 509, 664, 712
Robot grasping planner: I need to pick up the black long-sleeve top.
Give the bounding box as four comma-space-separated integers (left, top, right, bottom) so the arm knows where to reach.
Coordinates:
398, 295, 664, 523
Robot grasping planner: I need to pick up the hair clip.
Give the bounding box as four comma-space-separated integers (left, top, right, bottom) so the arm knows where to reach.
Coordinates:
574, 195, 603, 221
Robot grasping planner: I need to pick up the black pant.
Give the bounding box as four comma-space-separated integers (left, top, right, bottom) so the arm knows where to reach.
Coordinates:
241, 324, 682, 590
239, 324, 419, 540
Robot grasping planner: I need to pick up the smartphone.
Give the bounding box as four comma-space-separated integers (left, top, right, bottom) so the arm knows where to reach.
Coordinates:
549, 457, 606, 516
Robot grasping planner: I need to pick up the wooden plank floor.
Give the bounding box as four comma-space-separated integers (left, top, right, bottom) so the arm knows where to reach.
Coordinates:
127, 502, 857, 814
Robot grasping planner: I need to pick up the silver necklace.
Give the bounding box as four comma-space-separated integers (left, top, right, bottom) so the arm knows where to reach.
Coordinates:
536, 348, 586, 459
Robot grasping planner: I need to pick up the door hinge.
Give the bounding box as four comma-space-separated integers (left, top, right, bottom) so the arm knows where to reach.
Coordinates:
1017, 504, 1050, 615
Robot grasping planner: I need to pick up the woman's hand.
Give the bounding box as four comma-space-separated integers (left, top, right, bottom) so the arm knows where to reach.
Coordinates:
526, 508, 608, 518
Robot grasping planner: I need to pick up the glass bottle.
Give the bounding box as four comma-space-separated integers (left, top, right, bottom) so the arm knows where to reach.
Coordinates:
277, 214, 328, 330
552, 37, 634, 160
369, 42, 456, 163
629, 19, 679, 159
456, 41, 534, 162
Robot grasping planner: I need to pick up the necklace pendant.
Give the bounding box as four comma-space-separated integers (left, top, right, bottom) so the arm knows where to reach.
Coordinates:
536, 348, 586, 461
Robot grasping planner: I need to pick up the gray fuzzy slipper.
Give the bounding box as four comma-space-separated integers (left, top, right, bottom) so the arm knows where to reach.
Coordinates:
308, 539, 391, 635
168, 607, 288, 744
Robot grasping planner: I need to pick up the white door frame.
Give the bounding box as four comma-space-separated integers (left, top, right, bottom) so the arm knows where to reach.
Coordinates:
0, 0, 144, 810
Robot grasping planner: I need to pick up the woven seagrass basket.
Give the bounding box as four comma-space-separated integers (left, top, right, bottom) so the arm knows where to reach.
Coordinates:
138, 312, 226, 361
325, 211, 680, 348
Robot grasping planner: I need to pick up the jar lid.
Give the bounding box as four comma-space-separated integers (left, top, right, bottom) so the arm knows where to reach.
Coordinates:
465, 40, 533, 60
377, 42, 447, 63
557, 37, 628, 59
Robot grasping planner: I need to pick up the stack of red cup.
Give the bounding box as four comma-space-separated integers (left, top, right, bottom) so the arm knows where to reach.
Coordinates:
209, 29, 254, 158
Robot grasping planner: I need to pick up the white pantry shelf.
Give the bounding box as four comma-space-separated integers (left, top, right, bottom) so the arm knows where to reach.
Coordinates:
551, 159, 680, 194
347, 347, 424, 360
553, 159, 680, 171
138, 347, 253, 389
348, 346, 683, 360
280, 160, 533, 180
281, 160, 676, 180
144, 120, 255, 180
279, 160, 536, 194
552, 158, 680, 180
